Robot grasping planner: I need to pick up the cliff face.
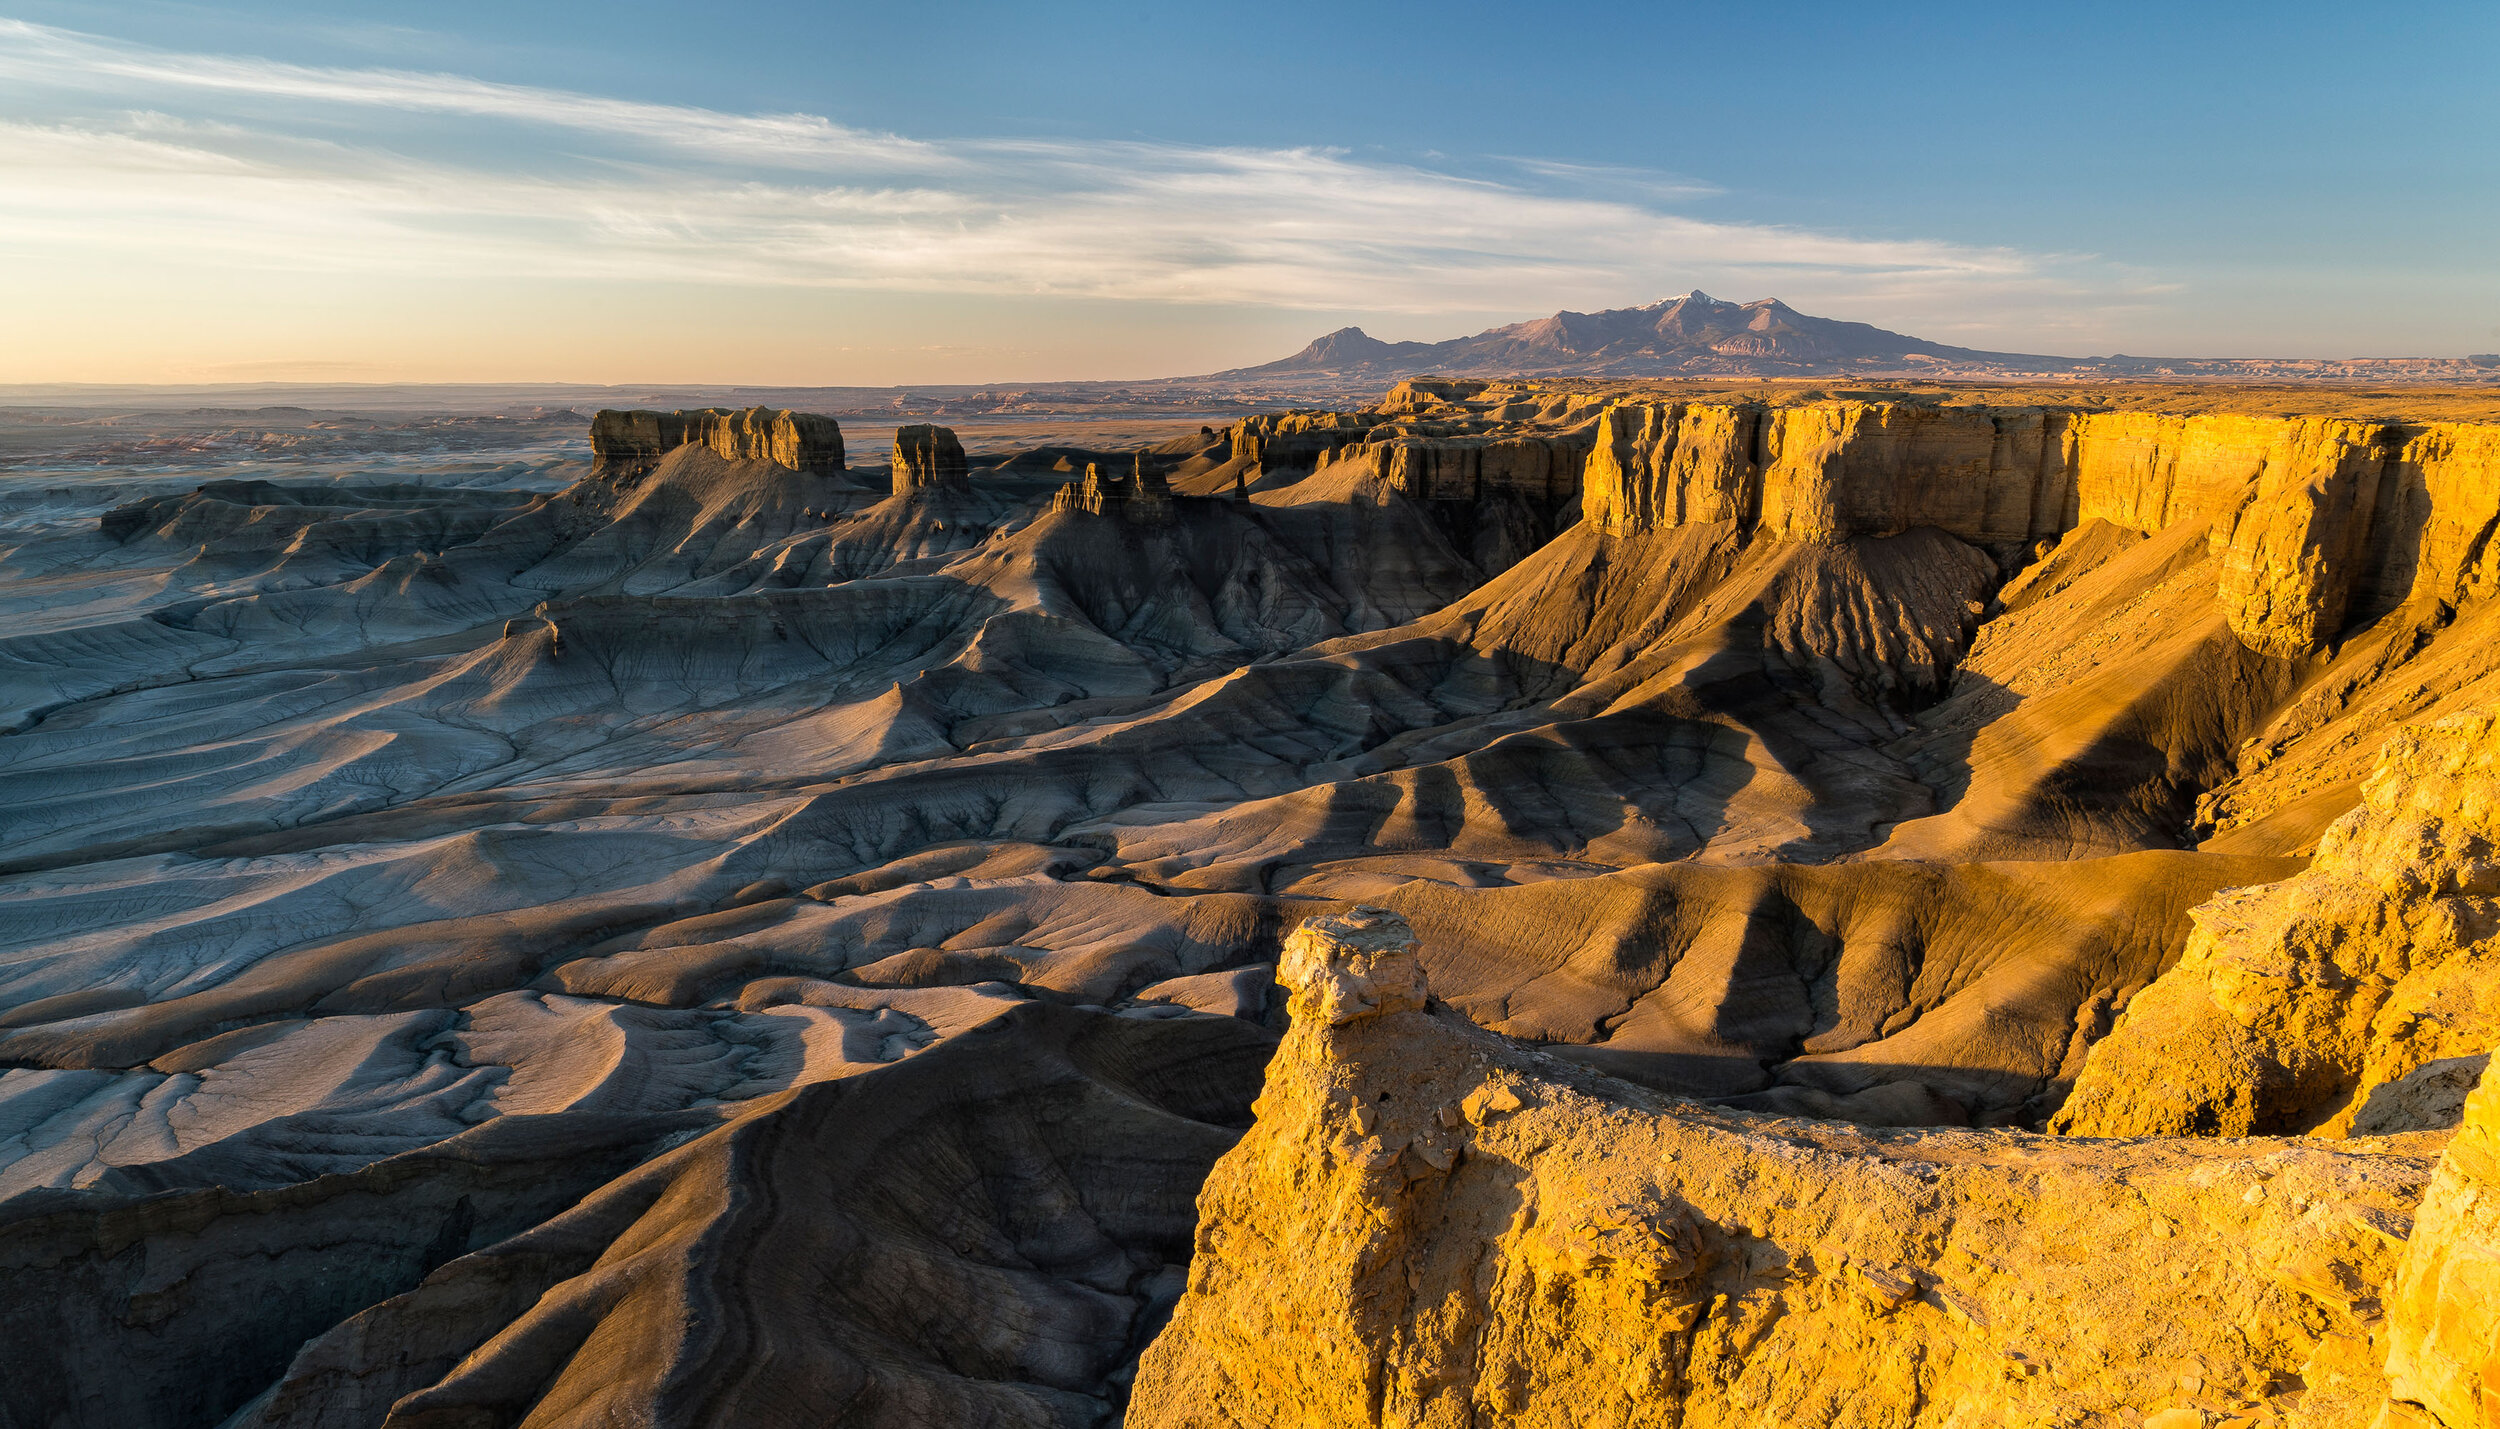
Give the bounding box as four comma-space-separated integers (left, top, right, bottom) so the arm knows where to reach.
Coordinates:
889, 423, 969, 492
2382, 1056, 2500, 1429
588, 407, 845, 482
1582, 401, 2500, 659
2057, 713, 2500, 1139
1049, 456, 1176, 519
1130, 908, 2449, 1429
1222, 411, 1592, 576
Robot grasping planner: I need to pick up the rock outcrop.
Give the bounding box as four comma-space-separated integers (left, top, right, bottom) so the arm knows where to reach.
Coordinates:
1049, 456, 1176, 519
889, 423, 969, 492
1131, 908, 2449, 1429
2381, 1056, 2500, 1429
2059, 713, 2500, 1138
1581, 402, 2500, 659
588, 407, 845, 483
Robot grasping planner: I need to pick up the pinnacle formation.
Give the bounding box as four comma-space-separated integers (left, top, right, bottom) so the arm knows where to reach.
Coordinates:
2, 378, 2497, 1427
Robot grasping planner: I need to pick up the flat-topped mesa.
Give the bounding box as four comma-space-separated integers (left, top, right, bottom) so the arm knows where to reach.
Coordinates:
588, 407, 845, 483
1228, 398, 1601, 481
1582, 399, 2500, 658
889, 423, 969, 493
1048, 454, 1174, 520
1225, 404, 1594, 573
1130, 907, 2455, 1429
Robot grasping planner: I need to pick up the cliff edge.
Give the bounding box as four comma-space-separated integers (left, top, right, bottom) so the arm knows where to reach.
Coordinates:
588, 406, 845, 483
2058, 712, 2500, 1139
1129, 907, 2461, 1429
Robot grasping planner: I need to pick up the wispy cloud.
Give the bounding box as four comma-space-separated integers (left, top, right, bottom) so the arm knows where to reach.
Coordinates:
0, 19, 941, 169
0, 17, 2146, 324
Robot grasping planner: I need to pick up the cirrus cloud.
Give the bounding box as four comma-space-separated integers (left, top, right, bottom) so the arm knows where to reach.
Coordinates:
0, 16, 2158, 343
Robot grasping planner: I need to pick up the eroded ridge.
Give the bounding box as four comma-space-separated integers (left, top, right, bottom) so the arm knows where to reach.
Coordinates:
2061, 711, 2500, 1139
1132, 906, 2489, 1429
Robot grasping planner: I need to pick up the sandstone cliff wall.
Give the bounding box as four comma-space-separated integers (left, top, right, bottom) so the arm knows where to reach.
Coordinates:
1581, 402, 2500, 658
2057, 712, 2500, 1140
1231, 413, 1590, 506
1337, 433, 1589, 510
1130, 908, 2449, 1429
588, 407, 845, 481
1229, 410, 1381, 470
889, 423, 968, 492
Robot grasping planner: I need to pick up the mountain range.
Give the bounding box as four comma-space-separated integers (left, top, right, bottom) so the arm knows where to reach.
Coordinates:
1222, 291, 2022, 379
1220, 291, 2500, 383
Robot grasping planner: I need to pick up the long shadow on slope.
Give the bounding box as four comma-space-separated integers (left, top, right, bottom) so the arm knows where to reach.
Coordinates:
213, 1004, 1275, 1429
1358, 845, 2306, 1127
1088, 524, 2005, 887
1876, 517, 2313, 862
0, 1100, 703, 1429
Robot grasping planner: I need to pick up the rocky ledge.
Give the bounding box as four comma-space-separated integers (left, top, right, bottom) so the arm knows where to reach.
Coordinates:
1129, 904, 2494, 1428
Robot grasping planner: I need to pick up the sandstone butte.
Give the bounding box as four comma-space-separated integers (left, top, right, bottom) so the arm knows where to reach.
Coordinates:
890, 422, 970, 493
9, 377, 2500, 1428
588, 405, 847, 482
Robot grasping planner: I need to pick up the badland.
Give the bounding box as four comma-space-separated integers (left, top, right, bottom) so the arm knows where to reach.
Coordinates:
3, 364, 2499, 1428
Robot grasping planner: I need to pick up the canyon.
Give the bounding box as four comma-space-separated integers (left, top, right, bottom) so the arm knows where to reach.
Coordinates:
2, 375, 2498, 1427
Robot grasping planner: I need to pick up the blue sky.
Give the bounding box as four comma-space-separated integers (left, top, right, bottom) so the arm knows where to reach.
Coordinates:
3, 0, 2494, 382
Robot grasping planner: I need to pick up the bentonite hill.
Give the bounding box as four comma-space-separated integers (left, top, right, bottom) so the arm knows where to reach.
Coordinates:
4, 377, 2500, 1428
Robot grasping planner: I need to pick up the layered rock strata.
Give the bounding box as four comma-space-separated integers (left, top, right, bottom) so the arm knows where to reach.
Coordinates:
588, 407, 845, 482
1131, 908, 2453, 1429
15, 389, 2500, 1425
1580, 402, 2500, 659
2059, 712, 2500, 1139
889, 423, 969, 493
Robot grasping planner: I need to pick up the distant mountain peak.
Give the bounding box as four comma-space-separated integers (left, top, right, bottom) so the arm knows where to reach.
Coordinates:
1221, 294, 2023, 380
1265, 325, 1438, 373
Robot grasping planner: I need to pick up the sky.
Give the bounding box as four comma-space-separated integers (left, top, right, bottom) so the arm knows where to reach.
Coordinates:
2, 0, 2495, 384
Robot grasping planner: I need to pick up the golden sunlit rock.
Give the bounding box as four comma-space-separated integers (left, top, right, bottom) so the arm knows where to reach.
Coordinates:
1132, 905, 2454, 1428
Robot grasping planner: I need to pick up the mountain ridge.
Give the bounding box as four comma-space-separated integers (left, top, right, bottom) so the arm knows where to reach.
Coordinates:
1223, 291, 2024, 379
1219, 291, 2500, 384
